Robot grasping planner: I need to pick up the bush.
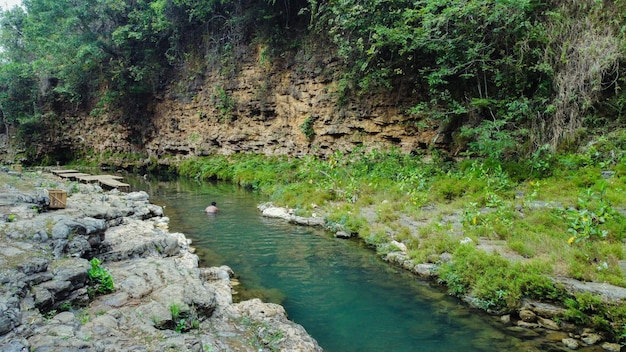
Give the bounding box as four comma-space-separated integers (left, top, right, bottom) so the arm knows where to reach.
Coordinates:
88, 258, 114, 295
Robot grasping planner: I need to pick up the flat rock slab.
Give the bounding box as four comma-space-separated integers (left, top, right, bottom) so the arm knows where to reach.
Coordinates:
553, 276, 626, 302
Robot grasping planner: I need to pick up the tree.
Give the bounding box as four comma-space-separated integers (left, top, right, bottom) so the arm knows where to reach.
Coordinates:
310, 0, 626, 157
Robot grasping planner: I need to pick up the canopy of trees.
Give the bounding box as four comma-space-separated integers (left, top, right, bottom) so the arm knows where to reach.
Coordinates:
0, 0, 625, 160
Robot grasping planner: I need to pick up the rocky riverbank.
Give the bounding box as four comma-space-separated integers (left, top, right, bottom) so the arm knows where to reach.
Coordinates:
258, 203, 625, 351
0, 169, 321, 352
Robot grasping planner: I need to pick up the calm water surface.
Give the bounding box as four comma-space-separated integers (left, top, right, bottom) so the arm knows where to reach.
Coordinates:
129, 176, 531, 352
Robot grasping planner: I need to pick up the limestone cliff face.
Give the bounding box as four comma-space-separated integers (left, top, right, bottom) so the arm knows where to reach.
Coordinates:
65, 45, 443, 163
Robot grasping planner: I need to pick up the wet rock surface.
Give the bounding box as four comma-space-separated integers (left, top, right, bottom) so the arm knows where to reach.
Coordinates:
0, 170, 322, 352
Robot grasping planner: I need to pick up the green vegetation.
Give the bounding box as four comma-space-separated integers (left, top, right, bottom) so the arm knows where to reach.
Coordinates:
211, 85, 235, 122
165, 302, 200, 333
169, 303, 187, 333
312, 0, 626, 156
0, 0, 297, 161
88, 258, 114, 295
1, 1, 625, 163
300, 116, 316, 140
177, 130, 626, 340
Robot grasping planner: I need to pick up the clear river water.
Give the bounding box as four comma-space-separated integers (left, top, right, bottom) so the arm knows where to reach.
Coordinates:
127, 176, 557, 352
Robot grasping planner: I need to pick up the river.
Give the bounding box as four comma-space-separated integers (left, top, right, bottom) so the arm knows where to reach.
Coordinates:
128, 175, 563, 352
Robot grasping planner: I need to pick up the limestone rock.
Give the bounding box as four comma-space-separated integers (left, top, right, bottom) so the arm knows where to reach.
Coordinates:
517, 320, 540, 329
261, 205, 290, 220
562, 337, 579, 350
505, 326, 541, 338
290, 215, 325, 227
335, 230, 351, 238
390, 240, 407, 252
521, 298, 567, 318
0, 304, 20, 335
537, 316, 560, 330
0, 171, 322, 352
519, 309, 537, 322
259, 203, 326, 227
53, 258, 91, 288
384, 252, 416, 272
226, 299, 323, 352
32, 286, 53, 309
415, 263, 438, 279
581, 331, 603, 345
0, 340, 28, 352
553, 276, 626, 303
601, 342, 622, 351
439, 252, 453, 263
126, 191, 150, 202
16, 257, 48, 275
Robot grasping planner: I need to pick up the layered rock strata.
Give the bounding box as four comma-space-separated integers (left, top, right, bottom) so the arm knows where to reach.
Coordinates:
26, 47, 444, 166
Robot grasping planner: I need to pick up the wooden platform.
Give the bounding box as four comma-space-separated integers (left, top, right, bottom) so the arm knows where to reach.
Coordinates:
75, 175, 124, 183
98, 178, 130, 192
50, 169, 130, 192
57, 172, 91, 181
51, 169, 79, 176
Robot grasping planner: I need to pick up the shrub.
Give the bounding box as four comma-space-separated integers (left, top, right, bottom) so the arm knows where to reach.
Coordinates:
300, 116, 316, 140
88, 258, 114, 295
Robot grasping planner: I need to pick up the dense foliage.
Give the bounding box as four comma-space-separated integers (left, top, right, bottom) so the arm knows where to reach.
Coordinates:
1, 0, 625, 158
311, 0, 626, 156
0, 0, 298, 140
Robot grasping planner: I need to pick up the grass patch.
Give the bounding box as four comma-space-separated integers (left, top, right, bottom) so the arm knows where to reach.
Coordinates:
437, 244, 565, 312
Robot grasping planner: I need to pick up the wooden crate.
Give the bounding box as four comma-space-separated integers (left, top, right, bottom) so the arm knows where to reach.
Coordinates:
48, 189, 67, 209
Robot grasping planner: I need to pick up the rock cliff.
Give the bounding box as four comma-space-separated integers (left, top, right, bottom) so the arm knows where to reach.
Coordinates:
41, 45, 443, 165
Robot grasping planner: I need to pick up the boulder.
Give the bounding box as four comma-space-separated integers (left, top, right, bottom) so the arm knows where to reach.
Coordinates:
415, 263, 438, 279
519, 308, 537, 322
53, 258, 91, 288
335, 230, 351, 238
562, 337, 579, 350
537, 316, 560, 330
553, 276, 626, 303
262, 206, 291, 220
601, 342, 621, 352
259, 203, 326, 227
17, 257, 48, 275
581, 331, 603, 345
521, 298, 567, 318
0, 303, 20, 335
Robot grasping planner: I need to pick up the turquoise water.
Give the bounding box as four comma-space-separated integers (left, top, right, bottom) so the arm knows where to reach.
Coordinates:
130, 177, 536, 352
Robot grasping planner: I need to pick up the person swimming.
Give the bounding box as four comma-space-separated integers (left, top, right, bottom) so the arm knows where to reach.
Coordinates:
205, 201, 218, 213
